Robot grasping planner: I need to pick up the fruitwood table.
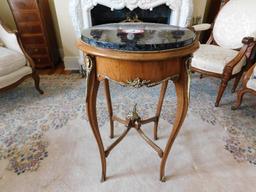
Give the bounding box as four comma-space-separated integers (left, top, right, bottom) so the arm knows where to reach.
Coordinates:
77, 23, 199, 182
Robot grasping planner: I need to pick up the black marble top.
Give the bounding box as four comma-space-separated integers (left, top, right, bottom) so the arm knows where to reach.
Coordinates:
81, 23, 196, 51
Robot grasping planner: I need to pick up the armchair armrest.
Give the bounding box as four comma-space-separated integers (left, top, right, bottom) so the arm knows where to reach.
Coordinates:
238, 63, 256, 88
225, 37, 255, 70
245, 63, 255, 80
192, 23, 212, 32
191, 23, 212, 41
242, 37, 255, 45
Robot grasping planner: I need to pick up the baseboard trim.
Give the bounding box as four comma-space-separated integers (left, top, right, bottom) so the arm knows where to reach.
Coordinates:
63, 56, 80, 70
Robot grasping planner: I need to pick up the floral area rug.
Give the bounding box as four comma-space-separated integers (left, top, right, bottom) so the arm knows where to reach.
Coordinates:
0, 73, 255, 175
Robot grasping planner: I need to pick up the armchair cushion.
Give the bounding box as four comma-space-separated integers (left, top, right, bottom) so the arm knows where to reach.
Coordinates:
0, 47, 26, 77
191, 44, 246, 74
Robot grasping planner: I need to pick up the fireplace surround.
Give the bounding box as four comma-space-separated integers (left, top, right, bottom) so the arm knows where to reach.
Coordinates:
70, 0, 193, 70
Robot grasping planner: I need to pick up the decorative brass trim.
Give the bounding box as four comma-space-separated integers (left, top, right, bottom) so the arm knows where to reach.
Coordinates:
84, 55, 94, 96
126, 78, 151, 88
186, 56, 193, 74
185, 56, 193, 101
84, 55, 93, 73
97, 74, 180, 88
122, 14, 142, 23
127, 104, 141, 121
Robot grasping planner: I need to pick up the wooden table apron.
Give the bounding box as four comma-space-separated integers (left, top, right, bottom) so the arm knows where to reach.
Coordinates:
77, 40, 199, 182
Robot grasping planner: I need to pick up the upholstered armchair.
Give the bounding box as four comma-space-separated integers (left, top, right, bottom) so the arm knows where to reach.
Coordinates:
191, 0, 256, 107
0, 20, 43, 94
232, 63, 256, 109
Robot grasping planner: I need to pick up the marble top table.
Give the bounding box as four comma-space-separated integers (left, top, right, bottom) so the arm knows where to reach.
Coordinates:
78, 23, 199, 182
81, 23, 195, 51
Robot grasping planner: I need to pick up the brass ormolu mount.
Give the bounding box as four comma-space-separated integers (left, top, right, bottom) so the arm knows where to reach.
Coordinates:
122, 14, 142, 23
104, 104, 163, 158
127, 104, 141, 122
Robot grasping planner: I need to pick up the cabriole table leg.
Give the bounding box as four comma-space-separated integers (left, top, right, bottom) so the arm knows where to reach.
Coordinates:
86, 56, 107, 182
153, 80, 169, 140
103, 79, 115, 139
160, 62, 190, 182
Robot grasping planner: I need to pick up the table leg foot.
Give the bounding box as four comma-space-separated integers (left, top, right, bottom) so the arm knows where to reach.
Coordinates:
109, 135, 114, 139
160, 176, 166, 182
101, 174, 106, 182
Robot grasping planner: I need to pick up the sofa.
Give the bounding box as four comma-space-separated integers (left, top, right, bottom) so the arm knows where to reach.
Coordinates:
0, 20, 43, 94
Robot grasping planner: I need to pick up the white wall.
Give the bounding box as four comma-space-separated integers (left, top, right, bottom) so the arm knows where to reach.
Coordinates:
0, 0, 16, 28
53, 0, 79, 70
193, 0, 207, 21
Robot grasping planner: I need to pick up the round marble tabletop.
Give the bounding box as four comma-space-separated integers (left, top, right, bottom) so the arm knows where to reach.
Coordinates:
81, 23, 196, 51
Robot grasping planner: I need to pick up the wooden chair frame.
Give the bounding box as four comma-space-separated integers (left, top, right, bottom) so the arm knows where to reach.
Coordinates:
232, 64, 256, 109
0, 20, 43, 94
191, 0, 256, 107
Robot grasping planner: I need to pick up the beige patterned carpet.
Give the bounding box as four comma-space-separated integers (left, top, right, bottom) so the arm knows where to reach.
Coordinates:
0, 74, 255, 192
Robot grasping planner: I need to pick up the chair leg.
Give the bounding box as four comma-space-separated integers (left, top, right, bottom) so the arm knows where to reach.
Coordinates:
232, 72, 243, 93
32, 72, 44, 94
215, 79, 228, 107
231, 89, 247, 110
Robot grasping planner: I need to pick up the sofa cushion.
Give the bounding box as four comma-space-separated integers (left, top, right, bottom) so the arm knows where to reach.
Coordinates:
0, 66, 32, 88
0, 47, 26, 77
191, 44, 246, 75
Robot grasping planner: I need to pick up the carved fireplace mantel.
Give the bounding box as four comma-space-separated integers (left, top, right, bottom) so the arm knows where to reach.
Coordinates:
69, 0, 193, 66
